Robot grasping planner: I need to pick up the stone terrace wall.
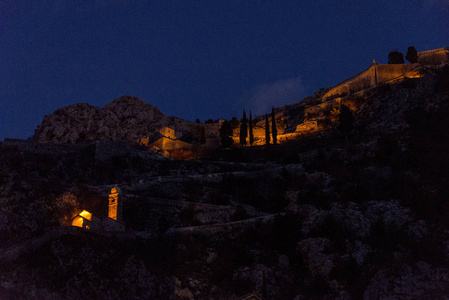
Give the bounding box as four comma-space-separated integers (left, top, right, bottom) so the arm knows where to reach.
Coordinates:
376, 64, 419, 83
324, 65, 376, 99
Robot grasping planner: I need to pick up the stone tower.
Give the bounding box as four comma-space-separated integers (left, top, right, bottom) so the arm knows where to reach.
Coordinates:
108, 186, 122, 222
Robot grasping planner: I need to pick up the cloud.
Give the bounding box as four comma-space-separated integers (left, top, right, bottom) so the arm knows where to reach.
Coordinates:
245, 76, 304, 116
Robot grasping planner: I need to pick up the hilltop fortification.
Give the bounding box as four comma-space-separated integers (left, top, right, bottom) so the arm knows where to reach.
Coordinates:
323, 47, 449, 100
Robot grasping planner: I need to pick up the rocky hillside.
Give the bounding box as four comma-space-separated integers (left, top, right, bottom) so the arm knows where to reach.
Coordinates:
34, 95, 206, 144
34, 64, 449, 149
2, 64, 449, 299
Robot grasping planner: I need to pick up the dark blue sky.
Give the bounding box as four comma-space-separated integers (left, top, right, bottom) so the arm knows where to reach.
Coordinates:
1, 0, 448, 140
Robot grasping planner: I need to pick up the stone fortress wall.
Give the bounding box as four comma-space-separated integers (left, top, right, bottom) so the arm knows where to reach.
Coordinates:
323, 47, 449, 100
323, 63, 420, 99
418, 47, 449, 66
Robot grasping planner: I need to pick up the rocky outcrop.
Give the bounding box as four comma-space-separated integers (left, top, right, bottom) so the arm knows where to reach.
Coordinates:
34, 95, 199, 144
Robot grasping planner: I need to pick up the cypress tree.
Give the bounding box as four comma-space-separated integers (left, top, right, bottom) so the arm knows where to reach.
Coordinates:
271, 107, 277, 145
239, 110, 248, 146
265, 114, 270, 145
249, 111, 254, 146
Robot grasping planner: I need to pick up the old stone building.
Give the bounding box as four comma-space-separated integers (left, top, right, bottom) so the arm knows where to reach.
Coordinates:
137, 126, 193, 158
71, 186, 125, 232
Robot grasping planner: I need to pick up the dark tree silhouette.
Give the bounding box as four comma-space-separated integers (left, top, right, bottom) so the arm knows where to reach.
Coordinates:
249, 111, 254, 146
230, 117, 240, 129
271, 107, 277, 145
338, 105, 354, 139
195, 118, 201, 123
239, 110, 248, 146
388, 51, 405, 64
199, 126, 206, 144
406, 46, 418, 64
219, 120, 234, 148
265, 114, 270, 145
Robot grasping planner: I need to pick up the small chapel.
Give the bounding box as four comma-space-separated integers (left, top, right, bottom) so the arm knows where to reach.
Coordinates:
71, 186, 125, 232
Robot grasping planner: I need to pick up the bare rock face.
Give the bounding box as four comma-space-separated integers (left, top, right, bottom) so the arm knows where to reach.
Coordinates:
34, 103, 101, 144
299, 237, 338, 278
98, 96, 167, 142
34, 95, 192, 144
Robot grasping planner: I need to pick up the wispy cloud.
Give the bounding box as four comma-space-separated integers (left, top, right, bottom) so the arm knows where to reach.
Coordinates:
244, 76, 304, 116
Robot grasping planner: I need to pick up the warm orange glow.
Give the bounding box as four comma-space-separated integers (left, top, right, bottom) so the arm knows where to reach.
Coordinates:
79, 210, 92, 221
108, 187, 119, 220
158, 127, 176, 139
72, 216, 84, 227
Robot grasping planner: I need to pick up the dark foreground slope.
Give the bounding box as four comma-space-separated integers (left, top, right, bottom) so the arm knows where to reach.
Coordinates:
1, 66, 449, 299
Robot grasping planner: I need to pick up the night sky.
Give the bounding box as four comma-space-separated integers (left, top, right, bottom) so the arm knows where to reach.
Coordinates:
1, 0, 448, 140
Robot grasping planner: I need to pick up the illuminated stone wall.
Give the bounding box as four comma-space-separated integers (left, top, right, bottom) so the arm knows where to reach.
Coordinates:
323, 48, 448, 100
323, 63, 419, 100
137, 136, 150, 146
158, 127, 176, 139
295, 121, 318, 134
